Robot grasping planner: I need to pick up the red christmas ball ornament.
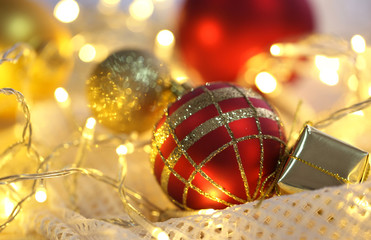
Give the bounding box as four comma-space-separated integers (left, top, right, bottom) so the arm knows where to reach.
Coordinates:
177, 0, 315, 83
151, 82, 286, 210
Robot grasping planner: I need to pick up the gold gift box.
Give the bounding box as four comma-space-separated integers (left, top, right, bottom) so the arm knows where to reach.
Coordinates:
278, 125, 369, 194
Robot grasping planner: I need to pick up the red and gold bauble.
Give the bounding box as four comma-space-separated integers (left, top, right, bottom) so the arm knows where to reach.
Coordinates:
151, 82, 286, 210
177, 0, 315, 83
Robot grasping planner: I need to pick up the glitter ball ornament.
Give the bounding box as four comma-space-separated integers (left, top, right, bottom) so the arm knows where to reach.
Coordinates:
0, 0, 72, 123
151, 82, 286, 210
86, 49, 177, 133
177, 0, 314, 83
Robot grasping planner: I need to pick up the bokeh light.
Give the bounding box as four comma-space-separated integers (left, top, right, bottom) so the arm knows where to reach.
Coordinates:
79, 44, 96, 62
255, 72, 277, 94
352, 110, 364, 116
351, 35, 366, 54
116, 145, 128, 155
347, 75, 358, 92
319, 70, 339, 86
270, 44, 282, 56
315, 55, 340, 86
156, 30, 175, 46
54, 0, 80, 23
54, 87, 69, 103
315, 55, 340, 71
2, 197, 14, 217
100, 0, 121, 6
86, 117, 96, 130
35, 188, 47, 203
129, 0, 154, 21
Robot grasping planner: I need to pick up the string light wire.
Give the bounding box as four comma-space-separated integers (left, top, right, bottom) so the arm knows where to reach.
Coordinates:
1, 33, 371, 238
0, 44, 171, 239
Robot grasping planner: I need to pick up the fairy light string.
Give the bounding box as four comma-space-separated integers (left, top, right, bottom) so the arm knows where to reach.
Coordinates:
0, 118, 170, 238
0, 44, 169, 239
0, 43, 33, 65
0, 113, 170, 238
1, 33, 371, 238
313, 97, 371, 129
0, 88, 32, 150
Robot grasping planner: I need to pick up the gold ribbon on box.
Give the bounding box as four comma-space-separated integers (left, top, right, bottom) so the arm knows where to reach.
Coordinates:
278, 125, 370, 195
289, 155, 352, 184
277, 96, 371, 195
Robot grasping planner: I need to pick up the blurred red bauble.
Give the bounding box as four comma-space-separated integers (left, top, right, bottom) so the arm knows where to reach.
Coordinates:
151, 82, 286, 210
177, 0, 315, 83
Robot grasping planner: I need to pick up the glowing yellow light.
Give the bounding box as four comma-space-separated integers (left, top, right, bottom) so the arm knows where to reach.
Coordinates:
126, 142, 135, 154
3, 197, 14, 217
270, 44, 282, 56
129, 0, 154, 21
157, 232, 169, 240
101, 0, 121, 5
171, 67, 189, 84
143, 145, 151, 153
315, 55, 340, 71
71, 34, 86, 51
116, 145, 128, 155
174, 76, 187, 84
54, 0, 80, 23
54, 87, 69, 103
215, 223, 223, 228
126, 17, 147, 32
82, 118, 96, 140
356, 56, 367, 70
130, 132, 139, 141
35, 188, 48, 203
319, 70, 339, 86
347, 75, 358, 92
352, 111, 364, 116
156, 30, 175, 47
116, 144, 128, 178
198, 209, 216, 215
355, 197, 371, 211
86, 117, 96, 130
93, 44, 109, 62
79, 44, 96, 62
10, 183, 20, 191
212, 212, 223, 218
368, 86, 371, 96
98, 0, 121, 14
351, 35, 366, 54
152, 228, 169, 240
255, 72, 277, 94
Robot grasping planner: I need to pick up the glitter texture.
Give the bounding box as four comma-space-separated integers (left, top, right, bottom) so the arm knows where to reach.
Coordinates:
151, 82, 286, 210
86, 49, 176, 133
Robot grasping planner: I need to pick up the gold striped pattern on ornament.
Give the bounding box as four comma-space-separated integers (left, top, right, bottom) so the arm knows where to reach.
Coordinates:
167, 87, 263, 129
152, 85, 285, 209
157, 108, 282, 203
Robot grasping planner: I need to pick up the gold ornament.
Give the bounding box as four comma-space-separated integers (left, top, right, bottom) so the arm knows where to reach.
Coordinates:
86, 49, 178, 133
0, 0, 73, 123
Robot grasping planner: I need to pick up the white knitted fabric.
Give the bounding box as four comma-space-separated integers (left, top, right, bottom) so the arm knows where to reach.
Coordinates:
25, 178, 371, 240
